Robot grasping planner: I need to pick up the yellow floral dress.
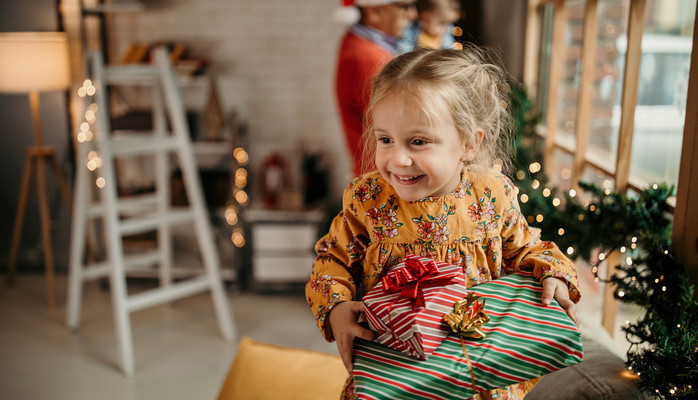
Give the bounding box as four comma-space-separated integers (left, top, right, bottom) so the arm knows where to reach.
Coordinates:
306, 170, 581, 400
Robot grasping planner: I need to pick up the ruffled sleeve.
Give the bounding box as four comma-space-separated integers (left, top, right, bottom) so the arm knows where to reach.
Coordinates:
498, 175, 581, 303
305, 178, 372, 342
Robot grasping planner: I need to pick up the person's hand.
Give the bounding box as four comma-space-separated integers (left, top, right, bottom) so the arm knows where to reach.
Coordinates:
541, 277, 580, 326
328, 301, 376, 372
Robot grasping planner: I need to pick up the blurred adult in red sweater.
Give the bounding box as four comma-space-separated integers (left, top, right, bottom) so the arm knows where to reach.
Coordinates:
335, 0, 416, 176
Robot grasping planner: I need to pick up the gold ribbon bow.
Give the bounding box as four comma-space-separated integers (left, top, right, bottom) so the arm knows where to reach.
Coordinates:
443, 293, 490, 392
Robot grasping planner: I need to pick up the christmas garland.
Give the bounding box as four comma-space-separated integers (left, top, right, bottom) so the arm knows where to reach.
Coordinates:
510, 84, 697, 399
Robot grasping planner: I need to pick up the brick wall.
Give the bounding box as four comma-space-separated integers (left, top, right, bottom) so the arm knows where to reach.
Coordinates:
108, 0, 351, 201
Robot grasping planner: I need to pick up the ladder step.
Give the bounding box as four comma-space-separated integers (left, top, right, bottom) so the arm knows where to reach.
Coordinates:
126, 275, 210, 312
119, 209, 196, 236
87, 194, 160, 218
103, 64, 159, 85
82, 250, 162, 280
110, 134, 180, 157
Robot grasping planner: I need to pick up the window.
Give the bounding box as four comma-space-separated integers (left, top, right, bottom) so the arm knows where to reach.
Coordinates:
524, 0, 697, 334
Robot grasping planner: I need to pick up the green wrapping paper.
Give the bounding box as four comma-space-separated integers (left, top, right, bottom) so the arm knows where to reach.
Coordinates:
353, 272, 583, 400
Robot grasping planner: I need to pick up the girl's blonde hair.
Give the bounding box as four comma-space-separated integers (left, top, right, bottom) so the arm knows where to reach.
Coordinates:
361, 46, 514, 175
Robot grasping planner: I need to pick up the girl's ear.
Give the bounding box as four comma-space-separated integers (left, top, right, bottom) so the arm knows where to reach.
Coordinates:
462, 129, 484, 162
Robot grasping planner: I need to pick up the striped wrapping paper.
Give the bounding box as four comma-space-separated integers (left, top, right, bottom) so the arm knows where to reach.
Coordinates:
362, 255, 468, 360
353, 272, 584, 400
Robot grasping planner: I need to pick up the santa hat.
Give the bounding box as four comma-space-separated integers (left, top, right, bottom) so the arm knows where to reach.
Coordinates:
334, 0, 403, 25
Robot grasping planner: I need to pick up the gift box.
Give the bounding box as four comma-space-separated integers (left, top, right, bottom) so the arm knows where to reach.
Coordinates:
362, 255, 468, 360
353, 272, 584, 400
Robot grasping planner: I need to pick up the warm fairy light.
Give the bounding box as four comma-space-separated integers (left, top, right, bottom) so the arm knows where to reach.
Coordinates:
516, 170, 525, 180
452, 42, 463, 51
231, 230, 245, 247
664, 250, 669, 254
542, 188, 551, 197
577, 214, 584, 221
85, 109, 96, 123
569, 189, 576, 197
589, 205, 596, 211
631, 243, 637, 249
605, 189, 611, 195
558, 228, 565, 236
677, 324, 681, 328
452, 26, 462, 37
552, 197, 561, 207
235, 190, 249, 205
626, 320, 630, 325
662, 286, 667, 291
631, 236, 637, 243
592, 266, 598, 274
655, 278, 660, 283
535, 214, 543, 223
603, 179, 612, 189
80, 122, 90, 132
618, 290, 625, 297
225, 207, 238, 225
520, 193, 529, 203
620, 246, 626, 253
598, 253, 606, 261
529, 162, 541, 173
560, 168, 571, 180
626, 257, 632, 265
652, 183, 658, 190
235, 175, 247, 188
566, 247, 574, 255
233, 147, 249, 165
531, 179, 540, 189
96, 177, 105, 188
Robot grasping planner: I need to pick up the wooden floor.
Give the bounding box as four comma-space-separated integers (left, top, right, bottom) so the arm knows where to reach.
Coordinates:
0, 262, 638, 400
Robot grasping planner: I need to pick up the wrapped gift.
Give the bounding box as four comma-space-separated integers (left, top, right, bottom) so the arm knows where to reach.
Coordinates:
353, 272, 584, 400
362, 255, 468, 360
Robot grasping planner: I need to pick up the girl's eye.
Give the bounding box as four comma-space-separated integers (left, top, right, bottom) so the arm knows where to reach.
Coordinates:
377, 137, 392, 144
412, 139, 427, 146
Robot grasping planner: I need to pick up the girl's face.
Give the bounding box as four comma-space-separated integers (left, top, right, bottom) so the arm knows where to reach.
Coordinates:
373, 93, 474, 201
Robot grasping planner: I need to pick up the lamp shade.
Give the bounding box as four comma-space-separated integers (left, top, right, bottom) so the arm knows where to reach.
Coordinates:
0, 32, 71, 93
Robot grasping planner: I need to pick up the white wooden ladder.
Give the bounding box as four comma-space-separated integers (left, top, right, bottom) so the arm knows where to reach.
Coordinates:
66, 47, 236, 376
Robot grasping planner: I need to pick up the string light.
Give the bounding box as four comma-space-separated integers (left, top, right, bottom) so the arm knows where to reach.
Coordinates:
569, 189, 576, 197
542, 188, 551, 197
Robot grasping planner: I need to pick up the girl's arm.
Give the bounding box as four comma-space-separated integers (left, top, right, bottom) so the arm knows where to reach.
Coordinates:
305, 182, 372, 342
498, 175, 582, 304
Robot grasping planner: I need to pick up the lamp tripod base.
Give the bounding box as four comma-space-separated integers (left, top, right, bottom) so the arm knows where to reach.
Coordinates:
7, 145, 72, 308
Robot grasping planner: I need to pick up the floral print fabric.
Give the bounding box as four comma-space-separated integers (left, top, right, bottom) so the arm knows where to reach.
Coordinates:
306, 170, 581, 399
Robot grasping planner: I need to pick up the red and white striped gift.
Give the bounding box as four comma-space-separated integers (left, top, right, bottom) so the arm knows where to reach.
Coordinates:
362, 255, 468, 360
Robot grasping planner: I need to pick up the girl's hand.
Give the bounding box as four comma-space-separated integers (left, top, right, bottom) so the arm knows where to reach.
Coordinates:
541, 277, 580, 326
328, 301, 377, 373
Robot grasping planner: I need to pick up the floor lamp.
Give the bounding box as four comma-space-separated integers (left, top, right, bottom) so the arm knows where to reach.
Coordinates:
0, 32, 73, 308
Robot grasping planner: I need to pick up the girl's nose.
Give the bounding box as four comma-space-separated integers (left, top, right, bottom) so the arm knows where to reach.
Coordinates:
390, 147, 413, 167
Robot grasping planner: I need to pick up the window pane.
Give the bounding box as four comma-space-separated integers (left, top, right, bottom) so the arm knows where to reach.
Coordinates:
587, 0, 630, 174
555, 0, 586, 150
626, 0, 695, 187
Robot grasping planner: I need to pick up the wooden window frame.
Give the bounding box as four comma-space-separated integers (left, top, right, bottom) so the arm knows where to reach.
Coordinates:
524, 0, 698, 334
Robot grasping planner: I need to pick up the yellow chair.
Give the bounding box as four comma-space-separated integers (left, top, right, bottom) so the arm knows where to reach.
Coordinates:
217, 337, 347, 400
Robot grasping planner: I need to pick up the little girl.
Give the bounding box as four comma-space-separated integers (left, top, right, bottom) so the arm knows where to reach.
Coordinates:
306, 47, 581, 400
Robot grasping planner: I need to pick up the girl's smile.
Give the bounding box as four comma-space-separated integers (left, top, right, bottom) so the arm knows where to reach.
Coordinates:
372, 93, 473, 201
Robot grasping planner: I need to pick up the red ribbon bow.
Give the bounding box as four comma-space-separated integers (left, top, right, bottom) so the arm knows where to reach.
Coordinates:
382, 256, 459, 309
